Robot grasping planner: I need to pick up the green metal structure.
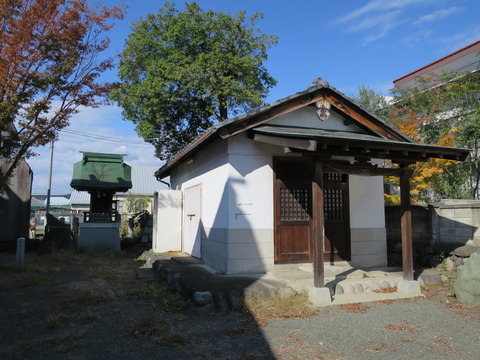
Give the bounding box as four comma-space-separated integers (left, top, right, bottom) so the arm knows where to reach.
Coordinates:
70, 152, 132, 222
71, 152, 132, 191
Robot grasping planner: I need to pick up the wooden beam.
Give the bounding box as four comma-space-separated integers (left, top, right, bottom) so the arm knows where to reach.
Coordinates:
400, 166, 414, 281
299, 145, 428, 164
252, 133, 316, 151
218, 92, 327, 139
319, 161, 404, 177
323, 93, 408, 142
312, 162, 325, 288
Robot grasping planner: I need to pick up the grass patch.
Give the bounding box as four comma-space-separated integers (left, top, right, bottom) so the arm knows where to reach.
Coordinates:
45, 308, 106, 330
125, 318, 168, 338
50, 290, 116, 311
46, 314, 62, 330
124, 318, 189, 347
41, 331, 85, 352
153, 333, 189, 347
124, 319, 188, 347
124, 278, 187, 312
243, 291, 318, 326
86, 267, 122, 281
11, 272, 59, 288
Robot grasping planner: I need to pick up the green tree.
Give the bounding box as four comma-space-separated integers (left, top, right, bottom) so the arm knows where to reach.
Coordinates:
125, 194, 151, 214
391, 70, 480, 200
352, 84, 391, 120
111, 2, 278, 160
353, 71, 480, 203
0, 0, 124, 191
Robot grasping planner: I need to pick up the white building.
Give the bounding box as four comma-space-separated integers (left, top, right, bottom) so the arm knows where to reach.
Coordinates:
153, 79, 468, 286
394, 40, 480, 90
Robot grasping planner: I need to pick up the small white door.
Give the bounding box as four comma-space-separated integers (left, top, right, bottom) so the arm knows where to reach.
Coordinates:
183, 184, 202, 258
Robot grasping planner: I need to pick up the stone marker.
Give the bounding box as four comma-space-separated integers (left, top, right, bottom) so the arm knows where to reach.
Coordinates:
16, 237, 25, 266
454, 250, 480, 305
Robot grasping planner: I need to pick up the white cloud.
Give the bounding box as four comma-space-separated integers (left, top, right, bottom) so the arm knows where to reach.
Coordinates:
346, 11, 402, 32
331, 0, 442, 44
414, 7, 462, 24
345, 10, 406, 44
334, 0, 430, 24
438, 24, 480, 53
401, 29, 434, 48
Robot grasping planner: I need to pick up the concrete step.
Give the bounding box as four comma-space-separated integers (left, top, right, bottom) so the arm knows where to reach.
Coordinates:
331, 278, 400, 295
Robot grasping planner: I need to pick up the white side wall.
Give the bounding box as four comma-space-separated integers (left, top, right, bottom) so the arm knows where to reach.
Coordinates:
223, 134, 282, 273
349, 175, 387, 267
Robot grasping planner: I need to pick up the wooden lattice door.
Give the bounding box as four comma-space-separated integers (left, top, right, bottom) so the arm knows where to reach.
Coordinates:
323, 173, 350, 261
274, 159, 313, 263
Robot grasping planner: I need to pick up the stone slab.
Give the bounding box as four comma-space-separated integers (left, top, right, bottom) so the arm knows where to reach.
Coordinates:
308, 287, 332, 306
135, 268, 156, 279
398, 280, 422, 295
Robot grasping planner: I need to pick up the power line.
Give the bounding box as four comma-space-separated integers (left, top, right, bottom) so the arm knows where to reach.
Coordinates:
60, 129, 151, 145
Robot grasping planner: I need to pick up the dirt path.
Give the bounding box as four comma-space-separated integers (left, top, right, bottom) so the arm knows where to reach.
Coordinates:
1, 248, 479, 360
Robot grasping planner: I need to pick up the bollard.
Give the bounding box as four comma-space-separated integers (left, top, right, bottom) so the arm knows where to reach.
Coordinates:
16, 237, 25, 266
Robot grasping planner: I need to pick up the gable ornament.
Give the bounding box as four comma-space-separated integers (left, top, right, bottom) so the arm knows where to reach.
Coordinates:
315, 99, 331, 121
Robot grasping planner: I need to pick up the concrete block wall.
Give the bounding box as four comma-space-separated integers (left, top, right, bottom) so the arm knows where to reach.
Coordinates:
385, 205, 431, 246
385, 200, 480, 250
431, 200, 480, 248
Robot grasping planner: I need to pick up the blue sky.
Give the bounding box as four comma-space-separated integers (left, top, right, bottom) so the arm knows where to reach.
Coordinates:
30, 0, 480, 195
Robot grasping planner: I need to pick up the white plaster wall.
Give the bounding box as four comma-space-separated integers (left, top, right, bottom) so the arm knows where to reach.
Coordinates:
171, 139, 230, 229
222, 134, 283, 273
349, 175, 387, 267
349, 175, 385, 228
167, 135, 284, 273
268, 106, 364, 132
226, 134, 281, 230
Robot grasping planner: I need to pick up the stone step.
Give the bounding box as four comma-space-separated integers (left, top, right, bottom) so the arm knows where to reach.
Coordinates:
331, 278, 400, 295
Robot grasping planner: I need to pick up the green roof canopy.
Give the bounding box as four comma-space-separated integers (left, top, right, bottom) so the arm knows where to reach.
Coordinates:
70, 152, 132, 192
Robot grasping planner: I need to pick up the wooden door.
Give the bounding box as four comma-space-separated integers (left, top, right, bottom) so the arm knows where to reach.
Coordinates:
274, 159, 313, 263
323, 173, 350, 261
183, 185, 202, 258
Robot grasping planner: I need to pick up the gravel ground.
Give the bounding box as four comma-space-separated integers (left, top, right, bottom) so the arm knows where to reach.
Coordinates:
0, 247, 479, 360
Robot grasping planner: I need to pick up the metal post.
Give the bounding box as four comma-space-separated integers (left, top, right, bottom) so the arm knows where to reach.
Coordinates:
45, 142, 54, 216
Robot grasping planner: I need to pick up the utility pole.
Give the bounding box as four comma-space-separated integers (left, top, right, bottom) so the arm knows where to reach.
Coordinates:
45, 141, 54, 215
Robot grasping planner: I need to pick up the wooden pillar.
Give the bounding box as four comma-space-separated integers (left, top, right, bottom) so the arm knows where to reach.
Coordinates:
313, 162, 325, 288
400, 166, 414, 281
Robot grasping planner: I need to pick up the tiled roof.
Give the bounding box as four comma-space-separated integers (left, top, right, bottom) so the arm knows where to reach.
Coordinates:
154, 78, 412, 178
45, 197, 70, 206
